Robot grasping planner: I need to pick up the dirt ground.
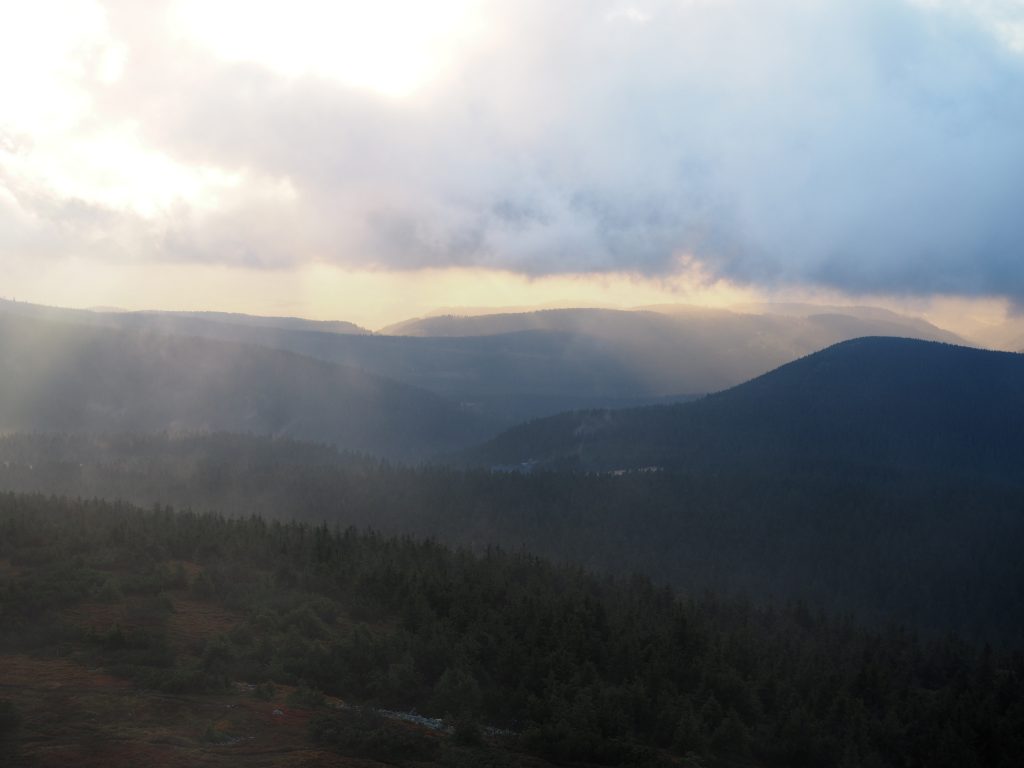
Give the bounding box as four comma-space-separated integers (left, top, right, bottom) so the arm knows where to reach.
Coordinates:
1, 654, 411, 767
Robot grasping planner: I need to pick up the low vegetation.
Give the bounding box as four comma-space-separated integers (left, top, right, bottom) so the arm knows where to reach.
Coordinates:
2, 493, 1022, 766
2, 431, 1023, 645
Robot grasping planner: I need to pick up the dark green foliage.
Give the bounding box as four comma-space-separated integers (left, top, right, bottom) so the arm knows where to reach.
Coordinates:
253, 681, 276, 700
202, 721, 229, 744
431, 667, 482, 719
129, 666, 226, 694
476, 337, 1024, 482
93, 577, 124, 603
452, 718, 483, 746
1, 493, 1023, 766
3, 430, 1023, 643
0, 700, 20, 738
287, 684, 326, 709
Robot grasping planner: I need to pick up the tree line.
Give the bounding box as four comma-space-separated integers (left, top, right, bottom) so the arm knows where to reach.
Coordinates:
2, 492, 1022, 766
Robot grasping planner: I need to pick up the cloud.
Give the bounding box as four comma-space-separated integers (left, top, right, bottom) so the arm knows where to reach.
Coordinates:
2, 0, 1024, 301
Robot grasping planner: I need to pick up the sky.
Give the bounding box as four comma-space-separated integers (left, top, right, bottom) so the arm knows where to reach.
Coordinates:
1, 0, 1023, 333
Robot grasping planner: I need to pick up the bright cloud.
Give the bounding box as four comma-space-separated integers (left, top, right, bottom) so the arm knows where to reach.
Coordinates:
172, 0, 484, 98
2, 0, 1024, 305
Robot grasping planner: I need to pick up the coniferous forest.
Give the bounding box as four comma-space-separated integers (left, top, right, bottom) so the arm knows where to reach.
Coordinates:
3, 492, 1023, 767
7, 0, 1024, 763
2, 431, 1022, 645
2, 339, 1023, 766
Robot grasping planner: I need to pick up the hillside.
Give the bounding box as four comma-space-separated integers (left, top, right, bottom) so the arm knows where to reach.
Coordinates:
376, 308, 966, 419
474, 337, 1024, 481
0, 298, 370, 337
380, 308, 964, 396
383, 304, 959, 345
2, 493, 1021, 768
135, 309, 370, 335
3, 431, 1023, 644
0, 314, 489, 458
1, 300, 966, 426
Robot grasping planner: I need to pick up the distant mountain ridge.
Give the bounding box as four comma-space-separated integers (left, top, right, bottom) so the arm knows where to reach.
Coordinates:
0, 313, 489, 458
381, 304, 962, 345
1, 299, 970, 426
133, 309, 370, 335
474, 337, 1024, 483
0, 297, 371, 336
375, 307, 967, 417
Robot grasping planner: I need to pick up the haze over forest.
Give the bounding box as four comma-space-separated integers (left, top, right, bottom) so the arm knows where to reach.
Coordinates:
2, 1, 1024, 767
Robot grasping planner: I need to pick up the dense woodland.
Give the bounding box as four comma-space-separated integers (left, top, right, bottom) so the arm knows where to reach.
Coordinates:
475, 338, 1024, 483
2, 432, 1022, 646
1, 321, 1022, 764
2, 493, 1023, 767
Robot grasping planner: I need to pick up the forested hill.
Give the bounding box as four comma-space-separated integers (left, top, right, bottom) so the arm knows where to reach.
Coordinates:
0, 299, 967, 426
2, 493, 1022, 767
473, 337, 1024, 481
3, 432, 1023, 644
0, 314, 490, 458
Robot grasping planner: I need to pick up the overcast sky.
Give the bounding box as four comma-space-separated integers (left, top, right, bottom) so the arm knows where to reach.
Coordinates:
1, 0, 1023, 327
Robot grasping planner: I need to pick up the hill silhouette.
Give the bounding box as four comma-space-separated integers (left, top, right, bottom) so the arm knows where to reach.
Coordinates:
475, 337, 1024, 484
0, 300, 965, 425
0, 313, 488, 458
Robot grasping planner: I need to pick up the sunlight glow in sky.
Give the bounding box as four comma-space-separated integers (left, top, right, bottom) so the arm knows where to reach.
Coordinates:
1, 0, 1023, 338
173, 0, 485, 98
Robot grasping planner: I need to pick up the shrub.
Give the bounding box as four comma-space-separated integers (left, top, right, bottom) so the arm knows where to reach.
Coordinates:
453, 718, 483, 746
286, 684, 325, 708
0, 700, 20, 739
254, 681, 276, 700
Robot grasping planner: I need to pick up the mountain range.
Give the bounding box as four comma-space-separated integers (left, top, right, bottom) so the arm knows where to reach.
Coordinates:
473, 336, 1024, 483
8, 327, 1013, 760
0, 312, 488, 458
1, 338, 1022, 642
0, 298, 966, 428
